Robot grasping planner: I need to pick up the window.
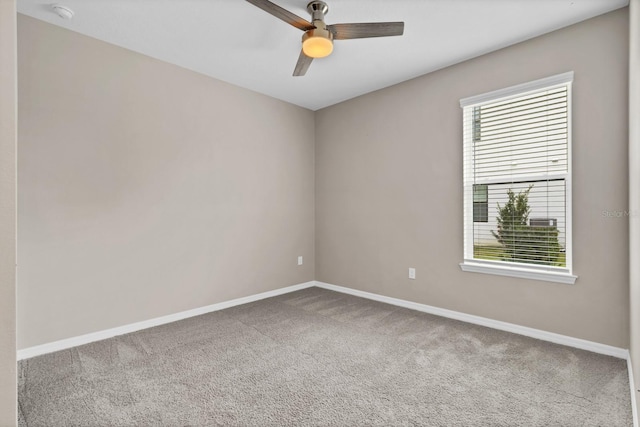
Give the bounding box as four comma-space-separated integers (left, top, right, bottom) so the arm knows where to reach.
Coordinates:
460, 72, 576, 284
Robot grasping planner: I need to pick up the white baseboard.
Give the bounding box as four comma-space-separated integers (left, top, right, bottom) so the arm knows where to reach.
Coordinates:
314, 281, 628, 359
18, 279, 629, 362
17, 281, 315, 360
629, 353, 639, 427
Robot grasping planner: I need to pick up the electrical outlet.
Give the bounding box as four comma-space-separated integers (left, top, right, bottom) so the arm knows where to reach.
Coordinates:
408, 268, 416, 279
298, 256, 303, 266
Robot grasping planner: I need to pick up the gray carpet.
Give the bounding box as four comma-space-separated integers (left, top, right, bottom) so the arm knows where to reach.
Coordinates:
19, 287, 632, 426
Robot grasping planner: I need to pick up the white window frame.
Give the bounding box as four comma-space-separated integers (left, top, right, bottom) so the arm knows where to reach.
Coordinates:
459, 72, 577, 285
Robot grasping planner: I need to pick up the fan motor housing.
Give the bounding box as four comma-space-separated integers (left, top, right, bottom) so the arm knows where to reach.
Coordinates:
302, 28, 333, 43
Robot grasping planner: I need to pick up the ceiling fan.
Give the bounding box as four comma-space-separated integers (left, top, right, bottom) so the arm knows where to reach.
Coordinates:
245, 0, 405, 76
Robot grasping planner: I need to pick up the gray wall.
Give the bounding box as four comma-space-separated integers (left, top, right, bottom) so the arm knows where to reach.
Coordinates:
1, 1, 17, 424
315, 9, 630, 348
630, 0, 640, 411
17, 16, 315, 349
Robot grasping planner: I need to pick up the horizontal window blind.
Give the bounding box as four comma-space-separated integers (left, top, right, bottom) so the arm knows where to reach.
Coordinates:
463, 78, 571, 271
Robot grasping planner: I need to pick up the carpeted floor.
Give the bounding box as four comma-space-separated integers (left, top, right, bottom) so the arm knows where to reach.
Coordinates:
19, 287, 632, 426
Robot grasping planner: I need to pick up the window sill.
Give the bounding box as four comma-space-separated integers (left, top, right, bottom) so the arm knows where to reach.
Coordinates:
459, 261, 577, 284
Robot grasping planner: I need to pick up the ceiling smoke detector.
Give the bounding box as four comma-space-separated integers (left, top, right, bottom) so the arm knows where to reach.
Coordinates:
52, 4, 74, 20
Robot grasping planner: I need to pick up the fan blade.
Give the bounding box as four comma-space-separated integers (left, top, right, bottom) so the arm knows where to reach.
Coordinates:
328, 22, 404, 40
245, 0, 314, 31
293, 50, 313, 76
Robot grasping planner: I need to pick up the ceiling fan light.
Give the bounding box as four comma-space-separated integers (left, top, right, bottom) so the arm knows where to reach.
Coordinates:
302, 29, 334, 58
303, 36, 333, 58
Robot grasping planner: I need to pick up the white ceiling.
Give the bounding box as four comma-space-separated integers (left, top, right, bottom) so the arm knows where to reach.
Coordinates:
17, 0, 628, 110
